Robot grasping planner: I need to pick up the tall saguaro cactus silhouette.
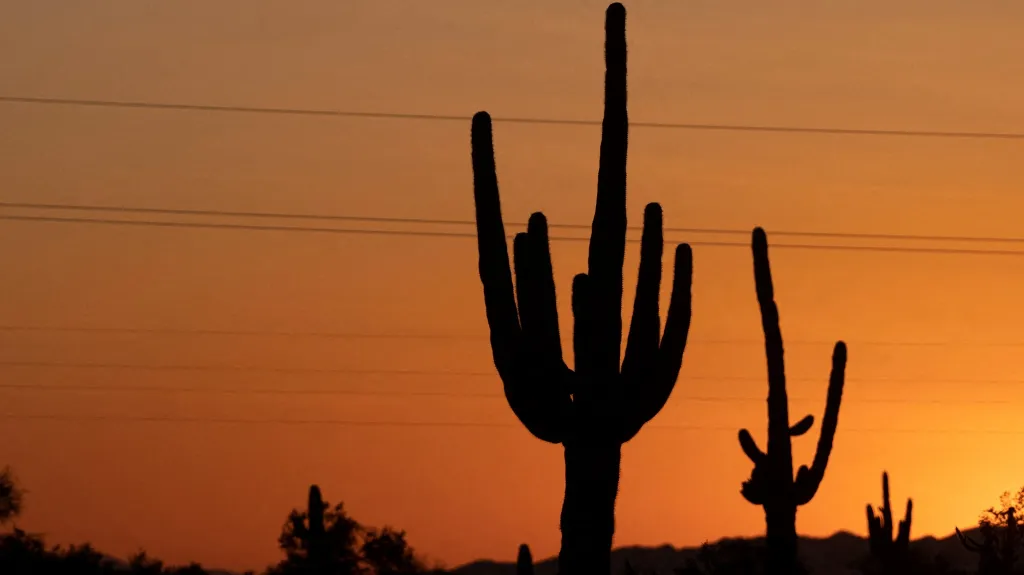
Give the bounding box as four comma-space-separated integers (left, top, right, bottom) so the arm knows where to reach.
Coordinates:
866, 472, 912, 574
470, 4, 693, 575
737, 228, 847, 575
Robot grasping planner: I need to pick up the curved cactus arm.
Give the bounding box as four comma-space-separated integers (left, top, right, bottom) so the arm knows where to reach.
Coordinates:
794, 342, 847, 505
956, 527, 982, 552
738, 429, 766, 464
471, 113, 569, 444
620, 214, 693, 441
587, 2, 629, 375
621, 203, 664, 384
789, 415, 814, 437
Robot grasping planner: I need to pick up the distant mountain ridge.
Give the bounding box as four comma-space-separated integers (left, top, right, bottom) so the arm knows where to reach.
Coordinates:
452, 530, 984, 575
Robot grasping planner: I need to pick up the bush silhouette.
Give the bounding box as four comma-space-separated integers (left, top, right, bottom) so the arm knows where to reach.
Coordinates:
0, 466, 23, 525
736, 228, 848, 575
470, 4, 692, 575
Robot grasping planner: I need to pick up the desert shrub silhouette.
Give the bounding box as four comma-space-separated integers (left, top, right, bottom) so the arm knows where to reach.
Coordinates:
864, 472, 912, 575
469, 4, 692, 575
736, 228, 847, 575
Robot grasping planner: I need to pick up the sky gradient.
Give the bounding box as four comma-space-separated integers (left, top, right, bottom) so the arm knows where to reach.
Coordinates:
4, 0, 1024, 572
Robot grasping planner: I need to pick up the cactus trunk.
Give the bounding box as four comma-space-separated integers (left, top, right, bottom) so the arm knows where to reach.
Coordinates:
765, 503, 799, 574
559, 442, 621, 575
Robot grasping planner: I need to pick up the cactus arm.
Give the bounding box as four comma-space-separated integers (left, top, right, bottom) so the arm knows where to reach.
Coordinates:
620, 241, 692, 442
789, 415, 814, 437
896, 499, 913, 548
471, 112, 521, 373
519, 215, 566, 364
794, 342, 846, 504
621, 203, 663, 380
956, 527, 981, 552
738, 429, 766, 464
881, 472, 894, 542
588, 2, 628, 374
471, 114, 568, 444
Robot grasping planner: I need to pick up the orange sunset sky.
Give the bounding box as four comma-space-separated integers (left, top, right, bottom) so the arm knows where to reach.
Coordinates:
4, 0, 1024, 572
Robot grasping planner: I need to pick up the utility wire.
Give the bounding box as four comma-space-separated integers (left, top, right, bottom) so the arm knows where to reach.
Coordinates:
1, 412, 1021, 435
6, 325, 1024, 347
0, 382, 1013, 406
7, 200, 1024, 246
5, 213, 1024, 257
4, 95, 1024, 141
2, 360, 1024, 388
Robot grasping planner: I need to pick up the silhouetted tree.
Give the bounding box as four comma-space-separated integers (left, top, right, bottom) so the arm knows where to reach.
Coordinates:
0, 466, 24, 525
361, 528, 422, 575
865, 472, 913, 574
736, 228, 848, 575
270, 485, 363, 575
516, 544, 533, 575
470, 4, 692, 575
957, 504, 1024, 575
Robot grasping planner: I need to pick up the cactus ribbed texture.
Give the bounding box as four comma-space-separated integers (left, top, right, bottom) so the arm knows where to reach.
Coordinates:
737, 228, 847, 575
517, 544, 534, 575
866, 472, 912, 574
470, 4, 692, 575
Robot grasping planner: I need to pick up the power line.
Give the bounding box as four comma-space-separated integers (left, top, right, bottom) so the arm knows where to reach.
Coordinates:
4, 95, 1024, 141
1, 412, 1021, 435
8, 200, 1024, 246
2, 360, 1024, 389
0, 382, 1013, 406
3, 324, 1024, 348
5, 212, 1024, 257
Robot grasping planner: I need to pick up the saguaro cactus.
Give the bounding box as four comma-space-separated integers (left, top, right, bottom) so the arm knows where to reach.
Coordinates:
470, 4, 692, 575
866, 472, 912, 574
517, 544, 534, 575
737, 228, 847, 575
307, 485, 328, 575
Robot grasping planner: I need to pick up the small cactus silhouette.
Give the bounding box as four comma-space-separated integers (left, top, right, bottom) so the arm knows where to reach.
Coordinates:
307, 485, 328, 575
470, 4, 692, 575
866, 472, 912, 574
737, 228, 847, 575
517, 544, 534, 575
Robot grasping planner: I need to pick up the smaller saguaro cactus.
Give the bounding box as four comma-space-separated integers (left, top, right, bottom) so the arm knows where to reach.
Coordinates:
517, 544, 534, 575
737, 228, 848, 575
307, 484, 328, 574
866, 472, 912, 573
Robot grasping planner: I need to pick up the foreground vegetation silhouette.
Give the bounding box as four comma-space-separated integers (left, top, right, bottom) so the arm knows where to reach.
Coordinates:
864, 472, 912, 575
470, 4, 692, 575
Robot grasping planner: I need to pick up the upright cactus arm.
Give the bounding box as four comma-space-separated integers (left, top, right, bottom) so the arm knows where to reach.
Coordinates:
793, 348, 846, 505
472, 115, 571, 445
896, 499, 913, 548
308, 485, 325, 538
619, 213, 692, 442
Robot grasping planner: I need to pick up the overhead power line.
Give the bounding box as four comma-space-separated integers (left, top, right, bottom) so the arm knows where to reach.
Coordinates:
2, 412, 1022, 435
6, 324, 1024, 348
0, 382, 1014, 406
3, 359, 1024, 388
5, 212, 1024, 258
3, 95, 1024, 141
7, 200, 1024, 246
